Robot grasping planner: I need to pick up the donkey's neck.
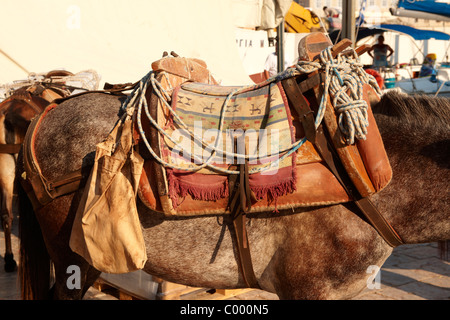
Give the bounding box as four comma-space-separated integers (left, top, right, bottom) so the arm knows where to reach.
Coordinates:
371, 114, 450, 244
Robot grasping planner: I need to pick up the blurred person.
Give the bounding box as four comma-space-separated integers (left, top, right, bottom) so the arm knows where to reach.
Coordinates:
264, 43, 291, 77
368, 35, 394, 69
419, 53, 437, 80
323, 6, 340, 33
323, 6, 339, 18
264, 51, 278, 77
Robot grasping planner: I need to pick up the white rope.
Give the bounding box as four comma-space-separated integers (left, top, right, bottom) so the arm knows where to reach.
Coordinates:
296, 47, 381, 144
127, 46, 381, 173
132, 71, 305, 175
0, 69, 100, 101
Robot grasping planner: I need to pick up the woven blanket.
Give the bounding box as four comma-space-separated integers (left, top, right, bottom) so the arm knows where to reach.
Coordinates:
161, 81, 296, 208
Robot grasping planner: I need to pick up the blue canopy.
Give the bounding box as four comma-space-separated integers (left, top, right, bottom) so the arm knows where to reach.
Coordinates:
391, 0, 450, 22
379, 24, 450, 41
398, 0, 450, 19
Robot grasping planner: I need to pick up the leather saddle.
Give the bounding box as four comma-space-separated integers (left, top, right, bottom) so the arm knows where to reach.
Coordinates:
137, 33, 392, 217
135, 35, 401, 288
22, 34, 392, 218
21, 34, 402, 289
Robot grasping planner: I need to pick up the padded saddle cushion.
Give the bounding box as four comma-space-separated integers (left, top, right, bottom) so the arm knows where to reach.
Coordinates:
162, 81, 297, 209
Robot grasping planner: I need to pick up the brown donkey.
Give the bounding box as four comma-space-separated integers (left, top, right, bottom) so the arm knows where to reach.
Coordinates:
0, 70, 96, 271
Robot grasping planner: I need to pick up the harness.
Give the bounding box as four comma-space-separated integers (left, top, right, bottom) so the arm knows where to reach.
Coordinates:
122, 37, 402, 285
0, 86, 59, 155
21, 34, 404, 288
0, 70, 100, 155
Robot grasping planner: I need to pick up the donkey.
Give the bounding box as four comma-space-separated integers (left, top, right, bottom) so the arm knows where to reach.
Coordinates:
0, 70, 95, 271
16, 56, 449, 301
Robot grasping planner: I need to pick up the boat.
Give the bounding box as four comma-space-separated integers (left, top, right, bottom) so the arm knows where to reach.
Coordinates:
394, 65, 450, 95
377, 24, 450, 95
345, 23, 450, 96
390, 0, 450, 23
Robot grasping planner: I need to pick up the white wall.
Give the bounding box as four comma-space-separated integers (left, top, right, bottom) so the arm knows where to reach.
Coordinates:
235, 28, 308, 76
0, 0, 252, 86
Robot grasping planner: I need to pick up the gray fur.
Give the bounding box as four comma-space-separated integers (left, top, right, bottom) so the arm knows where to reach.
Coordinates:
35, 93, 125, 180
25, 90, 449, 299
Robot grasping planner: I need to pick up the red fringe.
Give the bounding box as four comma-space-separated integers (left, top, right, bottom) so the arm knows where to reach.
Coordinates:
168, 170, 229, 209
251, 175, 297, 211
167, 165, 297, 211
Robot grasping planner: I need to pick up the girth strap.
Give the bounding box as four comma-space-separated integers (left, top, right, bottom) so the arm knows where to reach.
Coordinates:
282, 77, 403, 247
228, 138, 260, 289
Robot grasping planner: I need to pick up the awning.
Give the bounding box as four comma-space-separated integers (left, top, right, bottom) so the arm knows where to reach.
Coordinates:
329, 24, 450, 44
378, 24, 450, 41
395, 0, 450, 22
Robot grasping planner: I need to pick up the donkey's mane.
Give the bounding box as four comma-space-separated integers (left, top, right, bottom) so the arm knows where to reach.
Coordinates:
372, 90, 450, 128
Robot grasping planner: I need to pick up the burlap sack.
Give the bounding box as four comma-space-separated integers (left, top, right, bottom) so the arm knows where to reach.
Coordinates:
69, 111, 146, 273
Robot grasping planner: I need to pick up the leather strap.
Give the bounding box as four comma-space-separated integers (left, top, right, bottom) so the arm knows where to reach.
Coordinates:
282, 77, 403, 247
0, 143, 21, 154
12, 93, 43, 114
228, 137, 259, 288
283, 77, 317, 142
354, 197, 403, 247
46, 169, 82, 196
232, 210, 259, 288
51, 82, 139, 105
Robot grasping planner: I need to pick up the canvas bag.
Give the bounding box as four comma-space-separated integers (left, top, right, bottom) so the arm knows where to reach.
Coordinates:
69, 108, 146, 273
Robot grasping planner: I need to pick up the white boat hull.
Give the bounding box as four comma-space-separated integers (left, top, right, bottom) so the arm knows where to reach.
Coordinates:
394, 68, 450, 95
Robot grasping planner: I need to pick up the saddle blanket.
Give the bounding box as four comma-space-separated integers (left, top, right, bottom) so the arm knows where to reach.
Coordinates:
163, 81, 297, 208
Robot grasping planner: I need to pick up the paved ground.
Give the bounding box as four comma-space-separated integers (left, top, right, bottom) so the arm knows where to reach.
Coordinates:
1, 213, 448, 300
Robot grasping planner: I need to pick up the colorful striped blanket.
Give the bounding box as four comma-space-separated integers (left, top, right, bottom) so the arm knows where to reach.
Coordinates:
162, 81, 297, 208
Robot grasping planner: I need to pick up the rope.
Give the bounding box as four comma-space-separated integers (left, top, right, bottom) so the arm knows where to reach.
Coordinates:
132, 71, 305, 175
320, 48, 368, 144
0, 48, 29, 74
127, 46, 381, 174
0, 70, 100, 101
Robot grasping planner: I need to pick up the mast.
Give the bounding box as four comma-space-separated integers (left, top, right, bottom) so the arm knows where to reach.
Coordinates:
341, 0, 356, 47
276, 19, 285, 73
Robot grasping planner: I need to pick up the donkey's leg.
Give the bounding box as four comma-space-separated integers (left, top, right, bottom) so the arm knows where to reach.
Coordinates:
0, 153, 17, 272
82, 266, 102, 298
1, 214, 16, 272
34, 193, 100, 300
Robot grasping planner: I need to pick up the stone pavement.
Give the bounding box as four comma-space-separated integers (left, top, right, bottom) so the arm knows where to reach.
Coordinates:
1, 213, 448, 300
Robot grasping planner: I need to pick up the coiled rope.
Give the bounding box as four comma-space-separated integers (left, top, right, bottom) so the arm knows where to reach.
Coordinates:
124, 46, 380, 174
